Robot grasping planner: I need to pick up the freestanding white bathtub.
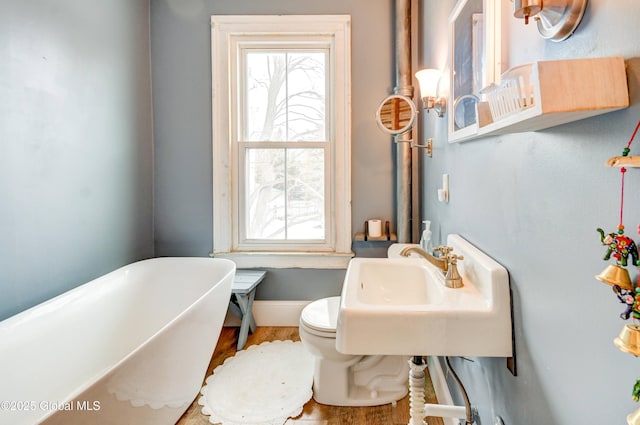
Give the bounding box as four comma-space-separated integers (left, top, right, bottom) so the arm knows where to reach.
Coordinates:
0, 257, 235, 425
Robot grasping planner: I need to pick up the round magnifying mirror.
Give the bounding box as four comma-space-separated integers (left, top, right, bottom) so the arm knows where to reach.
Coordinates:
376, 94, 418, 135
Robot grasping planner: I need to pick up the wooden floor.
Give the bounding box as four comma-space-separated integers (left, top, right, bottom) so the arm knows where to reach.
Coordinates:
177, 327, 445, 425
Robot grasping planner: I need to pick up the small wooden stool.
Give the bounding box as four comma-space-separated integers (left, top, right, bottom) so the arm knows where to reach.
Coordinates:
229, 270, 267, 350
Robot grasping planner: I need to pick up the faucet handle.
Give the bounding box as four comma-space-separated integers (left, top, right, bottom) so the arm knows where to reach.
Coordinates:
447, 253, 464, 263
444, 253, 464, 288
433, 245, 453, 257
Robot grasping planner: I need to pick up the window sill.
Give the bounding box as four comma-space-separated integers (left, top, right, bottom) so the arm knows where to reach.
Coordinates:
209, 251, 354, 269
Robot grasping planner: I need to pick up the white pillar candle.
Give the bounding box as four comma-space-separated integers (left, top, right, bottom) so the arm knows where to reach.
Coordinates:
368, 219, 382, 237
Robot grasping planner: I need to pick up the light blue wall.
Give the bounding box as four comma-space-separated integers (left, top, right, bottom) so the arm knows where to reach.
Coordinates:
420, 0, 640, 423
5, 0, 637, 422
0, 0, 154, 320
150, 0, 397, 298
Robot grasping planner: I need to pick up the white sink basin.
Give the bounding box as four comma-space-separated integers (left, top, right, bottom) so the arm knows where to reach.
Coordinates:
335, 234, 512, 357
354, 259, 443, 306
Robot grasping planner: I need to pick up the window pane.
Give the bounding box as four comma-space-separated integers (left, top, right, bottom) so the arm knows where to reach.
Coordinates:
245, 149, 286, 240
245, 148, 325, 241
287, 53, 326, 141
244, 50, 326, 142
286, 148, 325, 240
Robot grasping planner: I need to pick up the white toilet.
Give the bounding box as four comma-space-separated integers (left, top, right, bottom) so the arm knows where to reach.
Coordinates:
299, 296, 409, 406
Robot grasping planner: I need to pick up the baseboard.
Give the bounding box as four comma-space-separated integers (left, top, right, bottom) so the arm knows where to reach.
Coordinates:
254, 300, 311, 326
224, 300, 312, 327
428, 356, 458, 425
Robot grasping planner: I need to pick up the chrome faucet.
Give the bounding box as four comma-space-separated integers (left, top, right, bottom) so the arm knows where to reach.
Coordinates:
400, 245, 464, 288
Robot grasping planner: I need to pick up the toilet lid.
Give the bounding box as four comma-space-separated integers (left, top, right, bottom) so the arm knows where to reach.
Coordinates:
301, 296, 340, 334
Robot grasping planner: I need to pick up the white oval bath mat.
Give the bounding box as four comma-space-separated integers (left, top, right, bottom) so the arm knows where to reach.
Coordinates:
198, 340, 314, 425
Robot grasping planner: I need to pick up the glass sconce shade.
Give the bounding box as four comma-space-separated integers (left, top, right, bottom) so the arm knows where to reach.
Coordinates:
415, 68, 446, 118
415, 69, 442, 98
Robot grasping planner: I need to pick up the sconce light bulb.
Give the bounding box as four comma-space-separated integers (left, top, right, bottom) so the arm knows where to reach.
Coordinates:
415, 68, 447, 119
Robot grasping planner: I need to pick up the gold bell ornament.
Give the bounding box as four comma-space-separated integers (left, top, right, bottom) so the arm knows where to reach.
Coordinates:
614, 324, 640, 357
596, 264, 634, 291
629, 406, 640, 425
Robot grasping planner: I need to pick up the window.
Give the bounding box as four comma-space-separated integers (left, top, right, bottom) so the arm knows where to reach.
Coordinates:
211, 15, 352, 268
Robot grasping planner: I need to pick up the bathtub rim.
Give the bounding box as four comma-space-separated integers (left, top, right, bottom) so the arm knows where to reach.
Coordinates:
1, 256, 235, 328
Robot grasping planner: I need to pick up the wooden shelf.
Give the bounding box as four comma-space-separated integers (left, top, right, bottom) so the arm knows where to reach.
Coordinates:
354, 232, 397, 242
354, 219, 396, 242
449, 56, 630, 143
606, 156, 640, 168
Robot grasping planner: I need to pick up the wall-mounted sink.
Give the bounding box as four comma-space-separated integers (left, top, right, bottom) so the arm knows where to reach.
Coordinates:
335, 234, 512, 357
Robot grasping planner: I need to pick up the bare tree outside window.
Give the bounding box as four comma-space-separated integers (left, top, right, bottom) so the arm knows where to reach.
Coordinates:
243, 50, 327, 241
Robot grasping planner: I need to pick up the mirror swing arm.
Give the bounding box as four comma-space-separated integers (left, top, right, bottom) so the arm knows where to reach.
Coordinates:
406, 133, 433, 149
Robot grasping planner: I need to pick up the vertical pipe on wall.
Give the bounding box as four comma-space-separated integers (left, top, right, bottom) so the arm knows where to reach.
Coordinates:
395, 0, 413, 243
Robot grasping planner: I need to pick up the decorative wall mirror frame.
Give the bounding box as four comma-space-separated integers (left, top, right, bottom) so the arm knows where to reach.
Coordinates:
448, 0, 501, 143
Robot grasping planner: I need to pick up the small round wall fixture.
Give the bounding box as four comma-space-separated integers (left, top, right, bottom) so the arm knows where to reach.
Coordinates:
375, 94, 418, 136
513, 0, 588, 42
536, 0, 588, 41
452, 94, 479, 131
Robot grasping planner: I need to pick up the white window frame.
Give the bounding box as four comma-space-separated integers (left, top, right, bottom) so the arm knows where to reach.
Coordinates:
211, 15, 353, 269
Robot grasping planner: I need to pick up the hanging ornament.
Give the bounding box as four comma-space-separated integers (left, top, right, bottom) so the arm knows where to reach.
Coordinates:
597, 227, 638, 267
606, 120, 640, 425
614, 284, 636, 320
634, 378, 640, 402
614, 323, 640, 357
597, 121, 640, 298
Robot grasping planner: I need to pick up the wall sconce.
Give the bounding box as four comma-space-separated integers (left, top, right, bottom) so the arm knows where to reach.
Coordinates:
415, 69, 446, 118
513, 0, 588, 42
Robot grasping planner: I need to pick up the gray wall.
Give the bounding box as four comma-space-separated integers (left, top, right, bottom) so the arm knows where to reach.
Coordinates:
0, 0, 154, 320
151, 0, 397, 298
421, 1, 640, 424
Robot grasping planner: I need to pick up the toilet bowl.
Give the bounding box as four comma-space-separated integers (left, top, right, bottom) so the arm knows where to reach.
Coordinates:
299, 296, 409, 406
